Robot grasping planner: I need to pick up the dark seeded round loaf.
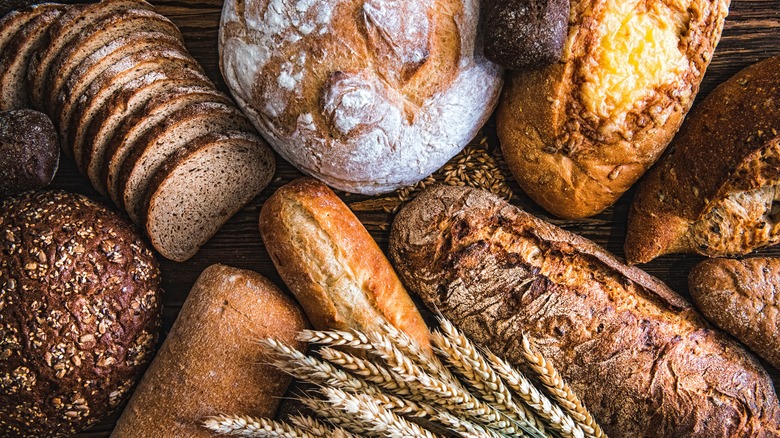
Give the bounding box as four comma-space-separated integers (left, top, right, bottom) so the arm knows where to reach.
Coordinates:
0, 190, 162, 437
0, 109, 58, 195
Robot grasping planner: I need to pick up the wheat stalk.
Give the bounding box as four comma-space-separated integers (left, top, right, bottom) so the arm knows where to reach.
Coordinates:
435, 411, 508, 438
319, 346, 419, 399
203, 414, 316, 438
519, 335, 605, 438
297, 329, 372, 349
299, 396, 378, 436
431, 329, 549, 438
286, 414, 356, 438
321, 387, 440, 438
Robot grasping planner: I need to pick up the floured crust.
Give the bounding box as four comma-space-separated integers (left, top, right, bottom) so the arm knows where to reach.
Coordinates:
498, 0, 729, 219
626, 55, 780, 263
259, 178, 431, 348
389, 184, 780, 437
219, 0, 502, 194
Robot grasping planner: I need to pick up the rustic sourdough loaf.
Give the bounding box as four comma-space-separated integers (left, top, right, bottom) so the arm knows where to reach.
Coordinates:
146, 132, 275, 262
111, 264, 307, 437
389, 184, 780, 437
497, 0, 729, 218
0, 4, 63, 110
62, 38, 192, 161
103, 86, 232, 205
0, 190, 162, 437
259, 178, 431, 348
626, 55, 780, 263
689, 257, 780, 371
219, 0, 502, 194
83, 69, 213, 195
118, 101, 255, 223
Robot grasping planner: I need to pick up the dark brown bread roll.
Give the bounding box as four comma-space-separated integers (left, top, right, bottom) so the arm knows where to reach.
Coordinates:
689, 257, 780, 370
0, 190, 162, 437
0, 109, 59, 196
482, 0, 569, 69
389, 184, 780, 437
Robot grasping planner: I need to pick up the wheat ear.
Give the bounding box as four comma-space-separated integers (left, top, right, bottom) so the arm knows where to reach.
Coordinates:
203, 414, 315, 438
286, 414, 357, 438
435, 411, 508, 438
299, 396, 376, 436
297, 329, 372, 349
519, 335, 606, 438
365, 329, 524, 436
431, 328, 549, 438
319, 346, 419, 399
379, 321, 463, 387
321, 387, 441, 438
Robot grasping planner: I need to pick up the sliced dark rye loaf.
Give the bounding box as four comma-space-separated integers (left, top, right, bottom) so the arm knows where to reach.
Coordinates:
0, 4, 54, 50
118, 101, 256, 224
104, 86, 233, 206
48, 8, 181, 117
27, 0, 154, 111
144, 130, 274, 261
0, 3, 64, 110
83, 69, 213, 196
63, 43, 203, 170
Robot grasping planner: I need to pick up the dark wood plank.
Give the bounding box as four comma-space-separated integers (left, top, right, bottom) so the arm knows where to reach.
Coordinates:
39, 0, 779, 435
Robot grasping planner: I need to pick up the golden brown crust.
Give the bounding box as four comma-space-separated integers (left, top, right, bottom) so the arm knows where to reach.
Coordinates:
259, 178, 430, 349
498, 0, 729, 219
689, 257, 780, 370
626, 55, 780, 264
389, 184, 780, 437
111, 264, 308, 437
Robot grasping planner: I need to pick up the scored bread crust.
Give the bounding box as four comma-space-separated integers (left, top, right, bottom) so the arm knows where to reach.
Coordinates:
219, 0, 502, 194
625, 55, 780, 263
389, 184, 780, 437
259, 178, 431, 349
689, 257, 780, 371
497, 0, 729, 219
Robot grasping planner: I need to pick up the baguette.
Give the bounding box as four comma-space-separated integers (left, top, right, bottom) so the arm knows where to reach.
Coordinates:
111, 264, 308, 437
625, 55, 780, 263
689, 257, 780, 370
389, 184, 780, 437
259, 178, 430, 349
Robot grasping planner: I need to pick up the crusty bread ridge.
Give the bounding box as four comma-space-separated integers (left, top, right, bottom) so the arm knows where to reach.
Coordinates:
497, 0, 729, 218
259, 178, 431, 349
111, 264, 308, 437
626, 54, 780, 263
389, 184, 780, 437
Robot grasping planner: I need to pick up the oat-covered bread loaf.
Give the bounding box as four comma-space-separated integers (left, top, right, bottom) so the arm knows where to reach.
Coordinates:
0, 190, 162, 437
497, 0, 729, 219
389, 184, 780, 437
626, 55, 780, 263
219, 0, 503, 194
0, 109, 59, 196
689, 257, 780, 370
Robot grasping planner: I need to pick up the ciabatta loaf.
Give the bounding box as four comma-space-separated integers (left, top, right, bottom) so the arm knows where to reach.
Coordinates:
389, 184, 780, 437
497, 0, 729, 218
219, 0, 502, 194
626, 55, 780, 263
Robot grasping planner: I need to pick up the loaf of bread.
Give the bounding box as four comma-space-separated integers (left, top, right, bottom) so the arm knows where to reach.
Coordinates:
219, 0, 503, 194
111, 264, 308, 437
389, 184, 780, 437
482, 0, 568, 69
0, 190, 162, 437
259, 178, 430, 348
497, 0, 729, 219
689, 257, 780, 370
0, 109, 59, 195
626, 55, 780, 264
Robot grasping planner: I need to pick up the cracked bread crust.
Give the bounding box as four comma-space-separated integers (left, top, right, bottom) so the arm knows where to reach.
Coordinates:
497, 0, 729, 219
626, 55, 780, 263
389, 184, 780, 437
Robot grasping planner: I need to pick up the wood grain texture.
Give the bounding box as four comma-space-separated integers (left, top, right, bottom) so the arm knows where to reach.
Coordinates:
38, 0, 779, 436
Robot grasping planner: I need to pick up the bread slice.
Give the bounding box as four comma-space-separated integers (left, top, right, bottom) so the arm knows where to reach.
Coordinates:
63, 43, 203, 170
103, 86, 233, 206
83, 69, 212, 196
0, 4, 53, 51
48, 8, 181, 117
0, 4, 64, 110
118, 102, 256, 223
27, 0, 154, 111
625, 55, 780, 263
145, 131, 274, 261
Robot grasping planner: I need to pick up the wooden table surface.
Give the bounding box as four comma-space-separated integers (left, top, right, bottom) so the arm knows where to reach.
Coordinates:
47, 0, 780, 436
